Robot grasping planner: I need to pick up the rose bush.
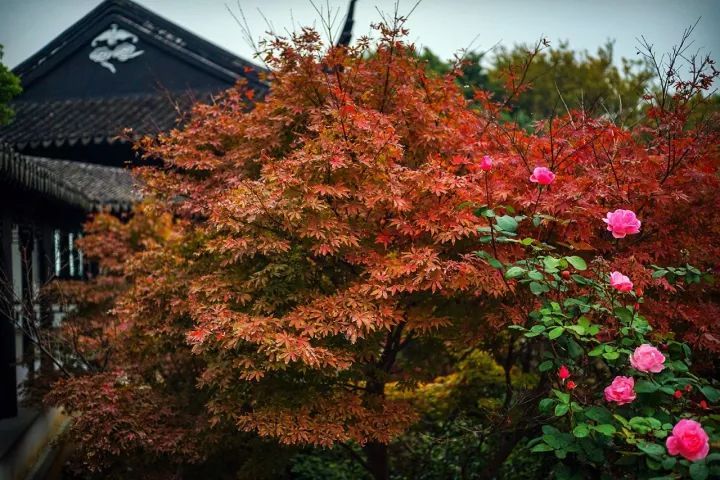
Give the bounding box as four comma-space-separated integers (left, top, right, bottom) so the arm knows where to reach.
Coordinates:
500, 203, 720, 478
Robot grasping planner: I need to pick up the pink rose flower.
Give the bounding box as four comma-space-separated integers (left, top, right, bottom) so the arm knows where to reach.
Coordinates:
479, 155, 493, 171
529, 166, 555, 185
603, 209, 641, 238
666, 419, 710, 461
557, 365, 570, 380
609, 271, 633, 292
629, 344, 666, 373
604, 376, 637, 405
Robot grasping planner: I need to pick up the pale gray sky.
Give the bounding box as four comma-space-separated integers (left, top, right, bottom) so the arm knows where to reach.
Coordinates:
1, 0, 718, 69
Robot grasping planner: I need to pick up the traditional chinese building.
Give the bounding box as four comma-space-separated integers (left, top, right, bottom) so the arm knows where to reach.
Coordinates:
0, 0, 273, 477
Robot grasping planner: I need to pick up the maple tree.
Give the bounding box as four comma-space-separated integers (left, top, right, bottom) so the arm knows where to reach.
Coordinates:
36, 16, 720, 480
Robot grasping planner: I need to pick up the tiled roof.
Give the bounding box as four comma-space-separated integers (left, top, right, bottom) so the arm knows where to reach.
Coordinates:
0, 144, 140, 212
0, 93, 203, 149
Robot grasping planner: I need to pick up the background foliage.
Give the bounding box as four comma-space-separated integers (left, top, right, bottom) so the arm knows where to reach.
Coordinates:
0, 44, 21, 125
418, 40, 654, 127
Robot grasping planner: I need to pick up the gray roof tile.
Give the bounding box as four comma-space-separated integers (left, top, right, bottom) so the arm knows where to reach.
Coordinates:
0, 93, 204, 149
1, 144, 140, 211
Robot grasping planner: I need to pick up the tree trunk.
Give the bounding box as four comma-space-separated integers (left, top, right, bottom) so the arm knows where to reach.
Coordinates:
360, 324, 405, 480
363, 440, 389, 480
480, 378, 550, 480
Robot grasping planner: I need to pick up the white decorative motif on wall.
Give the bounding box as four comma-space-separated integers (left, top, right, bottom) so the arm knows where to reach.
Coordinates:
89, 24, 144, 73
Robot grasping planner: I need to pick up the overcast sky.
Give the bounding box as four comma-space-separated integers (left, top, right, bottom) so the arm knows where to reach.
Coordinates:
1, 0, 718, 70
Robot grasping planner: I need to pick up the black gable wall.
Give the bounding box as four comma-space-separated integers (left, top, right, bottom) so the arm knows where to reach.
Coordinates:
20, 18, 235, 101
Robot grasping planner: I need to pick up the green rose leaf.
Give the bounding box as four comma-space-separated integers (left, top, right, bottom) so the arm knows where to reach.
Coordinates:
530, 281, 550, 295
555, 404, 569, 417
588, 345, 605, 357
637, 441, 665, 458
496, 215, 518, 233
566, 325, 586, 335
531, 443, 554, 453
671, 360, 689, 372
539, 398, 555, 413
613, 414, 630, 427
646, 418, 662, 429
505, 266, 526, 279
542, 433, 569, 449
689, 463, 709, 480
566, 339, 584, 359
614, 307, 634, 324
572, 424, 590, 438
476, 250, 503, 269
565, 256, 587, 271
528, 270, 544, 280
548, 327, 565, 340
652, 269, 668, 279
602, 351, 620, 360
593, 424, 616, 436
480, 207, 496, 218
701, 385, 720, 403
635, 380, 659, 393
585, 406, 613, 424
660, 386, 676, 395
553, 390, 570, 404
538, 360, 554, 372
